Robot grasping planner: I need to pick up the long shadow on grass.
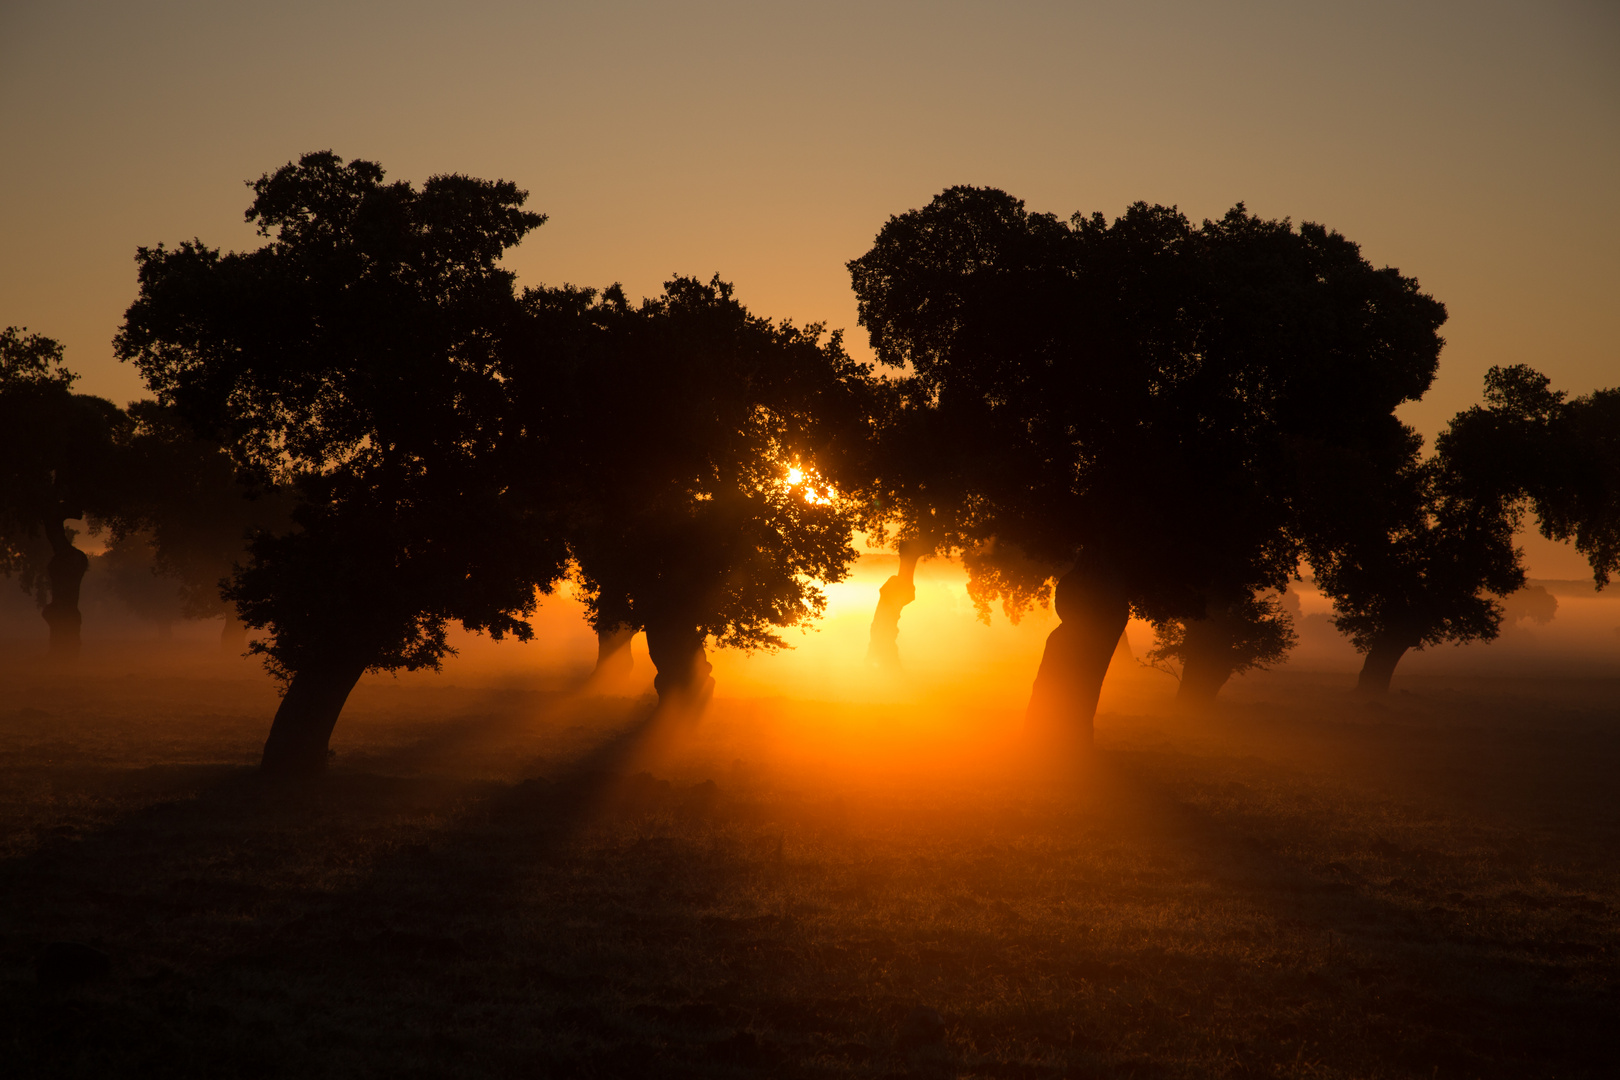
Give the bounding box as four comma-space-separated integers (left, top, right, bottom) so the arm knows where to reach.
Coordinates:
215, 698, 826, 1079
0, 694, 689, 1079
1089, 747, 1618, 1079
9, 697, 1615, 1080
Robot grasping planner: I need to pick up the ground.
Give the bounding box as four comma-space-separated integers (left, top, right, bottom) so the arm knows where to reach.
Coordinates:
1, 653, 1616, 1079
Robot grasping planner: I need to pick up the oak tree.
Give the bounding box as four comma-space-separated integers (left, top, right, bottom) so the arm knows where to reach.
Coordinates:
530, 276, 872, 708
116, 152, 567, 773
850, 188, 1444, 740
0, 327, 131, 657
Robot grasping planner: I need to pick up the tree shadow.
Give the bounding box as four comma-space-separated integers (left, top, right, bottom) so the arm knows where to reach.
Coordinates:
1081, 747, 1618, 1078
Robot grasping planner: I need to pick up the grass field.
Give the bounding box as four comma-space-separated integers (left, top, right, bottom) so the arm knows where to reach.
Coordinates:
1, 652, 1616, 1078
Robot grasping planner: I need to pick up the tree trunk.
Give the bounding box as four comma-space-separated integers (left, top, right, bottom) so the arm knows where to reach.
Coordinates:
1025, 563, 1129, 747
1112, 629, 1134, 663
260, 657, 369, 775
220, 613, 248, 653
867, 539, 925, 669
41, 517, 89, 660
592, 624, 637, 681
1355, 636, 1410, 695
1175, 612, 1234, 705
644, 620, 714, 711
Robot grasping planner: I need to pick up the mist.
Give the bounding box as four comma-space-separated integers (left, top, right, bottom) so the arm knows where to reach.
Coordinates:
6, 539, 1619, 1076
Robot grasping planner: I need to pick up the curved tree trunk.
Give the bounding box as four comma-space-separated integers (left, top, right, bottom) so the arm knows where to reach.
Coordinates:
591, 624, 638, 683
867, 539, 925, 668
41, 517, 89, 660
1175, 610, 1235, 705
260, 656, 369, 775
1112, 629, 1134, 664
220, 613, 248, 654
644, 620, 714, 712
1025, 563, 1130, 747
1355, 636, 1411, 695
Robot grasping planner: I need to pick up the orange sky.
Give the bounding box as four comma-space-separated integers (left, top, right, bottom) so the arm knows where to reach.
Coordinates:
2, 2, 1616, 577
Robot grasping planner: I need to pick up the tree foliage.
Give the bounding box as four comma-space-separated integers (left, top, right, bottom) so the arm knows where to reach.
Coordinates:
527, 276, 872, 694
1442, 365, 1620, 589
850, 186, 1445, 627
104, 401, 292, 632
1306, 415, 1525, 694
116, 151, 561, 684
1148, 592, 1298, 683
1, 327, 131, 652
116, 151, 566, 770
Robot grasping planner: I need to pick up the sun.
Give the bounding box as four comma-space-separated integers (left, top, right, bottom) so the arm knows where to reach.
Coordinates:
780, 463, 834, 505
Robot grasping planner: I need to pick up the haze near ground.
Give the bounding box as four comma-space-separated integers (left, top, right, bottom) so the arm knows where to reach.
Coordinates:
2, 551, 1617, 1077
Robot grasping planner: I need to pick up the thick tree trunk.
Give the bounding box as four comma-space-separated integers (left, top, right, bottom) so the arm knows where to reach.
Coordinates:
592, 624, 637, 681
1112, 629, 1134, 663
1176, 611, 1234, 705
867, 539, 925, 668
220, 613, 248, 653
41, 517, 89, 660
1025, 564, 1129, 747
1355, 636, 1410, 695
260, 657, 369, 775
644, 620, 714, 711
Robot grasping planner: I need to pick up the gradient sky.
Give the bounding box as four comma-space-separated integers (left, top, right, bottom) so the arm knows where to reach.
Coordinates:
3, 1, 1616, 572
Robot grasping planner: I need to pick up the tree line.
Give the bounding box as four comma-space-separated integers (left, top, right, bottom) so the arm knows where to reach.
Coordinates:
2, 153, 1616, 774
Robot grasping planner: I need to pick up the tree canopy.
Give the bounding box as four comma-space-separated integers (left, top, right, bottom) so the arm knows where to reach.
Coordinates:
115, 151, 566, 771
106, 401, 292, 647
1, 326, 131, 655
526, 275, 873, 703
1442, 365, 1620, 589
1310, 364, 1620, 694
1309, 423, 1525, 693
849, 186, 1446, 735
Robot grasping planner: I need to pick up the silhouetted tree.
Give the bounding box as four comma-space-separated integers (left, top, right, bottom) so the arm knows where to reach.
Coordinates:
109, 401, 291, 651
1309, 423, 1524, 694
1500, 583, 1557, 628
116, 152, 568, 773
530, 276, 872, 709
1315, 364, 1620, 693
1443, 365, 1620, 589
590, 625, 638, 685
1148, 591, 1298, 704
867, 535, 929, 669
850, 188, 1444, 743
0, 327, 131, 657
1553, 387, 1620, 581
94, 529, 184, 634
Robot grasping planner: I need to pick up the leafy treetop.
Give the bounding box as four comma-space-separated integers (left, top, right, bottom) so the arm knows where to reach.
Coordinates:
115, 151, 560, 682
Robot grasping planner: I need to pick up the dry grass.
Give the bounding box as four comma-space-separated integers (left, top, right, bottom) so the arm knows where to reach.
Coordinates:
1, 651, 1615, 1078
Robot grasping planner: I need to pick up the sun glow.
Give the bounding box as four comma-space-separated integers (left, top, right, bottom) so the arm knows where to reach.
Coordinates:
781, 462, 836, 506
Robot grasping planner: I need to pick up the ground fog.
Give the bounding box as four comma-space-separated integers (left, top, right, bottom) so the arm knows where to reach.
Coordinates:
2, 621, 1617, 1078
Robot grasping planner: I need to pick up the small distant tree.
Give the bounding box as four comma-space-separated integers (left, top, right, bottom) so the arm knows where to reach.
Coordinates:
1309, 425, 1525, 694
0, 327, 131, 658
1553, 387, 1620, 580
110, 401, 291, 650
1443, 365, 1620, 589
93, 530, 185, 634
116, 152, 568, 773
527, 276, 872, 709
1500, 584, 1557, 629
1315, 363, 1620, 693
1148, 591, 1298, 703
849, 188, 1444, 742
866, 535, 930, 670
